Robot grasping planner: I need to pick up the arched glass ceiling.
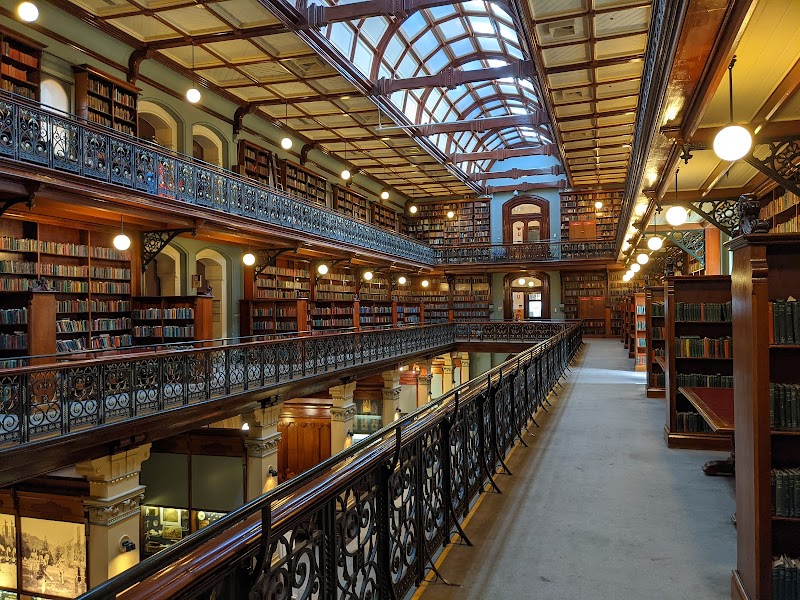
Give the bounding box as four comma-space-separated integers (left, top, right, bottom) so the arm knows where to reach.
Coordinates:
320, 0, 558, 179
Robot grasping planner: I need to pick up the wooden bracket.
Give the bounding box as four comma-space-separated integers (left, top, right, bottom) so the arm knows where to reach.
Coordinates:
127, 48, 154, 84
233, 104, 258, 137
0, 182, 38, 218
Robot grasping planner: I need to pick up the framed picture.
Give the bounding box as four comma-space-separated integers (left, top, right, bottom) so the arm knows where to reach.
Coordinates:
191, 274, 202, 289
0, 513, 17, 590
162, 526, 183, 541
20, 517, 86, 597
161, 508, 181, 527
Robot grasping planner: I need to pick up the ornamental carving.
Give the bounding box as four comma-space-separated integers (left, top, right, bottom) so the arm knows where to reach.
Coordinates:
737, 193, 771, 235
85, 493, 145, 527
245, 434, 281, 458
330, 405, 357, 422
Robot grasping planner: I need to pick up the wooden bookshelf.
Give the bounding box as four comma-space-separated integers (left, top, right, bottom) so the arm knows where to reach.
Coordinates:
371, 202, 398, 232
237, 140, 279, 188
131, 295, 212, 344
609, 270, 628, 338
405, 199, 491, 246
646, 286, 666, 398
313, 264, 356, 302
663, 275, 733, 450
0, 219, 137, 356
392, 285, 421, 326
0, 25, 44, 101
727, 233, 800, 600
761, 186, 800, 234
358, 273, 390, 303
332, 185, 368, 221
633, 291, 646, 371
452, 275, 490, 322
282, 159, 327, 205
627, 294, 636, 357
560, 190, 623, 241
73, 65, 140, 136
252, 259, 311, 301
562, 272, 607, 336
356, 299, 394, 329
239, 298, 308, 336
412, 278, 450, 324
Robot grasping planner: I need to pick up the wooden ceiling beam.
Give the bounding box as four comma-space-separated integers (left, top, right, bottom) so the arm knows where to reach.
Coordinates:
375, 60, 533, 95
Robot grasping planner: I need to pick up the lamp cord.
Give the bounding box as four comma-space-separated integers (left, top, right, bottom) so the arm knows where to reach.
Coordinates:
728, 56, 736, 124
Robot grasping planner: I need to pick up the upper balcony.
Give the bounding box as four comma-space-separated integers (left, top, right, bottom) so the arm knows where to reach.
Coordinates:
0, 93, 616, 268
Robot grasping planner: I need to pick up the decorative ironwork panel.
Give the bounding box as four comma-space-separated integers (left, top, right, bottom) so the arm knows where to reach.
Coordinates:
212, 174, 227, 211
388, 440, 419, 598
27, 370, 62, 439
65, 365, 100, 430
195, 167, 213, 207
18, 107, 49, 165
51, 116, 81, 173
81, 129, 109, 180
0, 100, 15, 157
162, 354, 186, 407
175, 160, 195, 202
186, 352, 208, 401
421, 425, 446, 554
133, 358, 161, 414
0, 373, 22, 444
135, 147, 157, 194
157, 154, 176, 198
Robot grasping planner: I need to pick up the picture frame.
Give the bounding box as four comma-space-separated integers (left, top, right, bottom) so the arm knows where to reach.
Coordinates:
162, 526, 182, 541
191, 274, 202, 289
161, 508, 181, 527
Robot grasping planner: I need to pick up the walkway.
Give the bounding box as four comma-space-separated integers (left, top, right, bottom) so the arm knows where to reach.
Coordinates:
417, 338, 736, 600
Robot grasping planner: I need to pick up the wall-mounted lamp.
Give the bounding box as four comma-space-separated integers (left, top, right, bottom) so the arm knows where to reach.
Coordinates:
119, 536, 136, 553
268, 467, 278, 478
394, 407, 401, 421
346, 429, 353, 438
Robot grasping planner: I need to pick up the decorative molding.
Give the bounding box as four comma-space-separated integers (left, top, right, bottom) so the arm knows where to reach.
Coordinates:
382, 387, 401, 403
245, 433, 281, 458
330, 404, 357, 422
84, 488, 145, 527
737, 193, 771, 235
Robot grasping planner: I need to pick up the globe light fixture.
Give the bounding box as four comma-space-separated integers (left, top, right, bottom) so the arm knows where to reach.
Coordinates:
280, 101, 292, 150
647, 236, 663, 251
528, 281, 534, 287
594, 201, 603, 210
421, 279, 429, 288
637, 253, 650, 265
17, 1, 38, 21
409, 205, 418, 214
113, 216, 131, 251
623, 273, 631, 282
363, 270, 374, 281
186, 44, 201, 104
381, 189, 390, 200
446, 210, 455, 219
243, 252, 256, 266
625, 270, 633, 279
341, 168, 351, 181
241, 422, 249, 431
281, 137, 293, 150
398, 276, 407, 285
317, 263, 329, 276
631, 263, 641, 273
665, 205, 688, 227
518, 278, 526, 285
713, 57, 752, 162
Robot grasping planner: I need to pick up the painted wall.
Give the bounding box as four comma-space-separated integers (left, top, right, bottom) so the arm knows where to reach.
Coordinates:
489, 188, 563, 243
469, 353, 493, 380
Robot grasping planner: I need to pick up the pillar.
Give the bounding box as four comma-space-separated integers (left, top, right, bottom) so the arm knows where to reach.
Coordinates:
416, 359, 433, 407
244, 403, 283, 501
76, 444, 152, 588
330, 382, 357, 454
459, 352, 470, 385
382, 369, 401, 425
431, 359, 444, 399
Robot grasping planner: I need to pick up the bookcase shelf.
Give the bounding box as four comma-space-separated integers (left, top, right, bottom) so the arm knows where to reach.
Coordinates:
452, 275, 490, 322
560, 190, 623, 242
405, 199, 490, 246
131, 295, 212, 344
237, 140, 279, 189
562, 271, 608, 336
410, 278, 450, 324
663, 275, 733, 451
0, 26, 44, 101
727, 233, 800, 600
282, 159, 327, 205
646, 286, 665, 397
371, 203, 398, 232
634, 292, 647, 371
761, 187, 800, 234
239, 298, 308, 336
73, 65, 140, 137
609, 270, 628, 338
332, 185, 368, 221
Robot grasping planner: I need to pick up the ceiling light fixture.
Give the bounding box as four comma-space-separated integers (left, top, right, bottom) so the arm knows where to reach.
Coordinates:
594, 201, 603, 210
243, 249, 256, 266
666, 169, 689, 227
446, 210, 455, 219
398, 276, 407, 285
648, 203, 664, 251
421, 279, 429, 288
280, 100, 292, 150
623, 273, 631, 282
637, 253, 650, 265
713, 56, 752, 162
631, 263, 641, 273
381, 189, 390, 200
362, 270, 373, 281
518, 277, 526, 285
528, 281, 534, 287
341, 141, 351, 180
409, 205, 418, 214
317, 263, 329, 276
113, 216, 131, 251
17, 1, 38, 21
186, 44, 201, 104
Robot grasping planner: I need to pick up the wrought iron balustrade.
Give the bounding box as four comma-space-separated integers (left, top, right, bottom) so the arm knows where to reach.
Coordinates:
0, 324, 455, 448
435, 240, 617, 264
0, 92, 435, 264
455, 320, 579, 342
78, 323, 582, 600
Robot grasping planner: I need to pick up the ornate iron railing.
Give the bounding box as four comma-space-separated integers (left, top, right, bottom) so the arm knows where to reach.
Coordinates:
0, 324, 455, 448
435, 240, 616, 264
78, 322, 582, 600
455, 320, 577, 342
0, 92, 435, 265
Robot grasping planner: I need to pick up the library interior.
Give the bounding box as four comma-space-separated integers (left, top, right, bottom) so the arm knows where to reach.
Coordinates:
0, 0, 797, 598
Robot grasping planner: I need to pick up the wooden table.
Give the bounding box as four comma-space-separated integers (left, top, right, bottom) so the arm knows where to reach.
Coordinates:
679, 386, 734, 476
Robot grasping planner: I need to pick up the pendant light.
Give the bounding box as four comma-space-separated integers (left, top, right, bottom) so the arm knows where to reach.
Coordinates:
665, 169, 689, 227
362, 270, 374, 281
17, 1, 38, 21
648, 203, 664, 251
636, 253, 649, 265
594, 200, 603, 210
243, 245, 256, 266
713, 56, 752, 161
421, 279, 429, 288
631, 263, 641, 273
113, 216, 131, 251
341, 141, 351, 181
280, 101, 292, 150
397, 276, 407, 285
186, 44, 201, 104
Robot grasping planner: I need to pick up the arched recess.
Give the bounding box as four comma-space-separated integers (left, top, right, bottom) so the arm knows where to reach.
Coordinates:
142, 244, 184, 296
503, 196, 550, 243
138, 99, 180, 151
503, 272, 550, 320
192, 124, 225, 167
195, 248, 229, 340
40, 78, 70, 112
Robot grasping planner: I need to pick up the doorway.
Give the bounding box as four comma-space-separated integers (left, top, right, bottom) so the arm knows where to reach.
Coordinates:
503, 197, 550, 244
504, 273, 550, 320
195, 249, 228, 340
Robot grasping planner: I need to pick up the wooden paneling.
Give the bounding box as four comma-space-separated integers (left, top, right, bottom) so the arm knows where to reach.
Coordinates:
278, 400, 332, 481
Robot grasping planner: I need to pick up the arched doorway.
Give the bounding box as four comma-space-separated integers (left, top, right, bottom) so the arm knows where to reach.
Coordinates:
192, 124, 225, 167
503, 197, 550, 243
138, 100, 179, 150
504, 273, 550, 320
195, 249, 228, 339
143, 245, 183, 296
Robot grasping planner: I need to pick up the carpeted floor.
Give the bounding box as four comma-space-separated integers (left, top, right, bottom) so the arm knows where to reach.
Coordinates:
416, 338, 736, 600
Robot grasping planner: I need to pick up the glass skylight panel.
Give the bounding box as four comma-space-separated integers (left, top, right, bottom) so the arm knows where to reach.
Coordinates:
487, 59, 507, 68
433, 99, 448, 121
507, 45, 523, 59
383, 37, 404, 64
449, 38, 475, 58
461, 60, 483, 71
498, 23, 518, 42
469, 16, 495, 35
361, 17, 389, 46
404, 95, 418, 121
329, 23, 354, 58
427, 49, 449, 72
439, 16, 467, 41
478, 36, 502, 53
353, 40, 374, 75
510, 106, 527, 115
398, 53, 419, 78
490, 1, 513, 21
499, 84, 518, 95
401, 12, 427, 40
415, 30, 439, 57
428, 5, 457, 20
436, 135, 449, 152
463, 0, 487, 13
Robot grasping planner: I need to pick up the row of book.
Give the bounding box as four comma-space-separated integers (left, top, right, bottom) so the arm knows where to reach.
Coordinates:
772, 555, 800, 600
56, 319, 89, 333
360, 316, 392, 324
650, 373, 665, 388
761, 191, 799, 219
256, 290, 301, 300
310, 307, 354, 316
256, 278, 309, 290
0, 277, 32, 291
56, 299, 131, 313
52, 280, 89, 293
91, 282, 131, 294
0, 260, 37, 274
675, 336, 732, 358
0, 308, 26, 325
257, 266, 311, 278
41, 263, 89, 277
253, 307, 297, 317
675, 411, 712, 433
2, 40, 38, 67
772, 469, 800, 516
0, 62, 32, 81
0, 79, 36, 99
133, 326, 194, 338
636, 305, 646, 315
771, 300, 800, 345
93, 318, 131, 331
359, 305, 393, 314
652, 327, 664, 339
675, 302, 732, 322
651, 302, 665, 317
636, 321, 646, 330
316, 293, 354, 301
131, 308, 195, 320
770, 384, 800, 430
0, 333, 26, 349
91, 266, 131, 280
316, 284, 357, 294
676, 373, 734, 388
92, 333, 133, 349
312, 318, 353, 328
56, 338, 88, 352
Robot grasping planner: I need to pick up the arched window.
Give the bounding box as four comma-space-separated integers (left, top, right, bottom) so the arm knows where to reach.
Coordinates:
503, 272, 550, 320
503, 197, 549, 243
138, 100, 180, 150
192, 124, 225, 167
40, 78, 69, 113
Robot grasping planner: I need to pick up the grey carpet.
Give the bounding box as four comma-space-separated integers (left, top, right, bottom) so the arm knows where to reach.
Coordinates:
419, 339, 736, 600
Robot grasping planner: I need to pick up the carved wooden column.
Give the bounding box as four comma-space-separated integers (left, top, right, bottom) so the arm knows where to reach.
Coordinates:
329, 382, 357, 454
244, 403, 283, 500
382, 369, 401, 426
76, 444, 151, 588
459, 352, 471, 385
416, 359, 433, 407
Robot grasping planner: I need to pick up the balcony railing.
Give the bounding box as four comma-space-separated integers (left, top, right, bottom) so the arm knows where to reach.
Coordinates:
78, 322, 582, 600
0, 92, 619, 267
435, 240, 617, 264
0, 92, 435, 265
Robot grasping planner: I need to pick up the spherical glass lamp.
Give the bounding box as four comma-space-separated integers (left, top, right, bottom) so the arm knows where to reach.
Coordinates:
186, 87, 201, 104
713, 125, 752, 162
636, 253, 650, 265
665, 206, 688, 227
243, 252, 256, 266
647, 236, 663, 251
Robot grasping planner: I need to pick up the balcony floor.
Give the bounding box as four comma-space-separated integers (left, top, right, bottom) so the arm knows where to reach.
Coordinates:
416, 338, 735, 600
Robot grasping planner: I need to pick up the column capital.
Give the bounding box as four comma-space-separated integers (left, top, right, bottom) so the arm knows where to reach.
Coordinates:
84, 487, 145, 527
250, 403, 283, 429
330, 403, 357, 422
382, 369, 400, 388
76, 444, 151, 485
329, 381, 357, 406
382, 387, 401, 403
417, 374, 432, 386
244, 432, 281, 458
